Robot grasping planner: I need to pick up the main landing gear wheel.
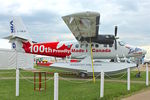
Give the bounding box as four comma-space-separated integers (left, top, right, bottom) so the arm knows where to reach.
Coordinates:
136, 64, 141, 78
79, 72, 87, 78
136, 72, 141, 78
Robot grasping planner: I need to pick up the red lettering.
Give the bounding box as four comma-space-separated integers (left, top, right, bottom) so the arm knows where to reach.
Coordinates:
72, 49, 76, 52
71, 49, 85, 52
71, 48, 111, 53
91, 49, 111, 53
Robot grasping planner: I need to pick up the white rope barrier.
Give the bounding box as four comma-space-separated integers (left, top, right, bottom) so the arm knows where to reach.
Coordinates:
19, 70, 129, 84
59, 77, 93, 84
0, 70, 33, 74
104, 71, 127, 76
0, 72, 15, 74
104, 72, 127, 80
19, 72, 54, 84
59, 72, 102, 84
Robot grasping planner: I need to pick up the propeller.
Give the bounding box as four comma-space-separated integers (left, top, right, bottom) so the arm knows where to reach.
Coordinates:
115, 26, 118, 37
114, 39, 117, 50
114, 26, 118, 50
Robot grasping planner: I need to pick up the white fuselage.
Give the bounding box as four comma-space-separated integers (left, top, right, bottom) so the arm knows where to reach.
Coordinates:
62, 40, 146, 59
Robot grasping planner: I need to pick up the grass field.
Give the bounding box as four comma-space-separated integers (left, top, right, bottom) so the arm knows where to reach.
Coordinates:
0, 66, 149, 100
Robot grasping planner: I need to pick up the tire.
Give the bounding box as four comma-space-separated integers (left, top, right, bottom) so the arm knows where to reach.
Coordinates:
79, 72, 87, 78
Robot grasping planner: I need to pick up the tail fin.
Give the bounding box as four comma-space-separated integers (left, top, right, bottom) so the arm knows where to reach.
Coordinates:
4, 17, 33, 52
9, 17, 31, 40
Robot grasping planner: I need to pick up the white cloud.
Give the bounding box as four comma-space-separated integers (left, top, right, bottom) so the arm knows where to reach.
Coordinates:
0, 0, 149, 46
0, 0, 82, 15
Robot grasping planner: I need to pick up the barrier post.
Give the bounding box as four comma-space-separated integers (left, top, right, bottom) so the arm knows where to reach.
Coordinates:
127, 68, 130, 91
16, 68, 19, 96
54, 73, 59, 100
16, 52, 19, 96
100, 71, 104, 98
146, 63, 149, 86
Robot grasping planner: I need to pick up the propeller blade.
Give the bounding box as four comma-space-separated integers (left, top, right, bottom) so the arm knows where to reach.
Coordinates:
114, 26, 118, 50
115, 26, 118, 36
114, 39, 117, 50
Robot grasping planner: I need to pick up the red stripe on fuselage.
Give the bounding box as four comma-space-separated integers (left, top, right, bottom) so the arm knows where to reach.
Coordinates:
22, 41, 72, 57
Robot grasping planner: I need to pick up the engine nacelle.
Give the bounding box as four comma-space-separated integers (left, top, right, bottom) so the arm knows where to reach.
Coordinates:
79, 35, 115, 44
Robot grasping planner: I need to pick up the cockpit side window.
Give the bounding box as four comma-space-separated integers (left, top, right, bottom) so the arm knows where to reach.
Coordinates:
80, 44, 84, 48
109, 44, 113, 47
75, 44, 79, 48
85, 44, 88, 47
95, 44, 99, 48
104, 44, 107, 47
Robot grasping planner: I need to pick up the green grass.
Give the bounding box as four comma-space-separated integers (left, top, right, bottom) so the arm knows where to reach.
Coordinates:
104, 71, 150, 81
35, 65, 67, 73
1, 66, 149, 80
0, 66, 78, 78
0, 79, 147, 100
0, 66, 149, 82
0, 66, 149, 100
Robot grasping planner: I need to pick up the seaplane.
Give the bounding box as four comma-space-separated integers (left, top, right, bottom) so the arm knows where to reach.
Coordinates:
5, 11, 146, 78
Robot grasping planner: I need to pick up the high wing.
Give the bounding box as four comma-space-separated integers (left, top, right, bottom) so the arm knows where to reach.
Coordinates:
62, 11, 116, 45
62, 11, 100, 42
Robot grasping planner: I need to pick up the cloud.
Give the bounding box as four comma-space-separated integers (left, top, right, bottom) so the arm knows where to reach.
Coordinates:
0, 0, 149, 46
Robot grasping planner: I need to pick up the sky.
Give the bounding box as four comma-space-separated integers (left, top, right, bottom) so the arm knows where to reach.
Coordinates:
0, 0, 150, 48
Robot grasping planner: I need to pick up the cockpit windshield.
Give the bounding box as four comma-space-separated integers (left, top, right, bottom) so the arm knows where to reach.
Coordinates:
118, 41, 126, 46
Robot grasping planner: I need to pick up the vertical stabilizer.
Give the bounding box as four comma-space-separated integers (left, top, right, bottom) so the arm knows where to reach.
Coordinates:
9, 17, 31, 40
4, 17, 32, 52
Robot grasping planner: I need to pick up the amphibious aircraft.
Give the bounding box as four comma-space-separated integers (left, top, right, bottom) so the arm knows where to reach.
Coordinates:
5, 11, 146, 77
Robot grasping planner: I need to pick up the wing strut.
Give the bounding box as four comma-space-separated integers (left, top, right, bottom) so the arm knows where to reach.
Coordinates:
90, 38, 95, 83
